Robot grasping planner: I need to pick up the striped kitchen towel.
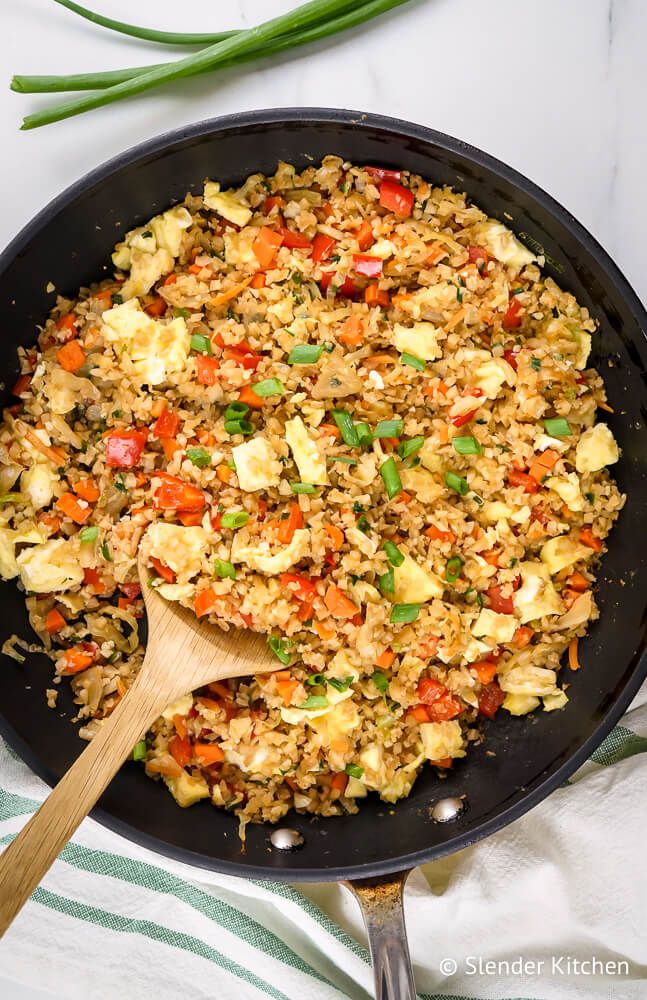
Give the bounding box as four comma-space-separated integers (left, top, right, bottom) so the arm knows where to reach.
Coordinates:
0, 684, 645, 1000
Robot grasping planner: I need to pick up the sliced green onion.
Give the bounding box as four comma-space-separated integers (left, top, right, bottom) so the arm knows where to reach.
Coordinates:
288, 344, 324, 364
132, 740, 147, 762
114, 473, 127, 493
384, 541, 404, 567
225, 402, 249, 419
471, 492, 484, 507
445, 471, 469, 495
0, 493, 25, 505
371, 670, 389, 694
445, 555, 463, 583
268, 634, 292, 666
220, 511, 249, 529
213, 559, 236, 579
291, 482, 317, 494
400, 352, 425, 372
332, 410, 359, 447
224, 418, 253, 436
397, 436, 424, 460
452, 435, 482, 456
190, 333, 212, 355
356, 514, 370, 533
380, 457, 402, 499
306, 673, 327, 686
79, 525, 98, 543
328, 676, 353, 692
252, 377, 285, 398
173, 307, 191, 318
345, 763, 364, 778
101, 541, 112, 561
543, 417, 572, 437
379, 568, 395, 593
355, 421, 373, 447
186, 446, 211, 468
390, 602, 421, 623
374, 419, 404, 438
531, 356, 542, 371
326, 455, 358, 465
111, 292, 123, 305
301, 694, 328, 710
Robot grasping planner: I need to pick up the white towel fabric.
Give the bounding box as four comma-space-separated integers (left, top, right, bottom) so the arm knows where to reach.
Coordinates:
0, 685, 645, 1000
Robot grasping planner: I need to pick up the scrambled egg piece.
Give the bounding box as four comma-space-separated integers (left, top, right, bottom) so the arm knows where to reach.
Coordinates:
471, 608, 517, 643
473, 221, 536, 272
16, 538, 84, 593
160, 693, 194, 722
164, 771, 210, 808
393, 553, 444, 603
284, 416, 328, 485
123, 247, 174, 300
398, 283, 458, 319
575, 423, 619, 474
102, 299, 189, 386
148, 523, 209, 581
379, 756, 426, 803
540, 535, 591, 575
392, 322, 441, 361
21, 464, 59, 509
419, 437, 445, 474
513, 561, 563, 623
232, 436, 282, 492
543, 690, 569, 712
0, 525, 44, 579
42, 368, 99, 415
473, 357, 516, 399
203, 181, 252, 228
419, 720, 466, 760
545, 472, 584, 511
112, 205, 191, 271
503, 693, 540, 716
224, 228, 258, 267
230, 528, 310, 575
481, 500, 514, 523
500, 665, 558, 697
369, 239, 395, 259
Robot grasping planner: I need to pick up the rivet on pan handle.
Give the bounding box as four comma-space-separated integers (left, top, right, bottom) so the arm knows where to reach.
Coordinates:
343, 869, 415, 1000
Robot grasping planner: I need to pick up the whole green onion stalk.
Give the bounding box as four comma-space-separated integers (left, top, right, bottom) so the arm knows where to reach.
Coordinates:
17, 0, 412, 128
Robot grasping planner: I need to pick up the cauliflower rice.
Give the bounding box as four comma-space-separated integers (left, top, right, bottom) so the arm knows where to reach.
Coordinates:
0, 156, 623, 826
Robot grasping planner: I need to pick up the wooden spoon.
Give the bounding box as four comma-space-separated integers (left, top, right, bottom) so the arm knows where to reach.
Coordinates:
0, 536, 277, 934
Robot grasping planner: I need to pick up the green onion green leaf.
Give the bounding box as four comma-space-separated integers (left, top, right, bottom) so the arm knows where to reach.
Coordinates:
252, 377, 285, 398
452, 435, 482, 456
374, 419, 404, 438
186, 446, 211, 468
220, 511, 249, 529
345, 763, 364, 778
332, 410, 360, 447
400, 352, 426, 372
384, 540, 404, 567
397, 436, 424, 460
79, 526, 98, 543
213, 559, 236, 579
190, 333, 212, 355
288, 344, 324, 364
445, 555, 463, 583
380, 456, 402, 499
390, 602, 421, 623
543, 417, 572, 437
445, 471, 469, 495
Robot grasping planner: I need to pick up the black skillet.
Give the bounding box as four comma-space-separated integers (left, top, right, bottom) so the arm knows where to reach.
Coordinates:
0, 109, 646, 998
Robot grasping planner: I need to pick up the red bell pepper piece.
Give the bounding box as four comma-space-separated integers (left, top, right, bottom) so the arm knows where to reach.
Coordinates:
379, 179, 414, 217
105, 429, 148, 468
279, 572, 318, 603
503, 348, 519, 371
277, 225, 312, 250
416, 676, 448, 705
311, 233, 336, 264
478, 681, 505, 719
507, 469, 540, 493
486, 585, 515, 615
153, 473, 206, 512
467, 245, 490, 266
364, 166, 402, 182
352, 254, 383, 278
502, 297, 523, 328
196, 355, 221, 385
427, 694, 463, 722
319, 271, 358, 298
152, 409, 180, 439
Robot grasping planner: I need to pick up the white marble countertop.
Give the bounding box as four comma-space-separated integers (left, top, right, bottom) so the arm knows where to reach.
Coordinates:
0, 2, 645, 997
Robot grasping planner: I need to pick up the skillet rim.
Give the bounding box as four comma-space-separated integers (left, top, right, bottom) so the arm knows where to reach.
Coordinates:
0, 106, 645, 882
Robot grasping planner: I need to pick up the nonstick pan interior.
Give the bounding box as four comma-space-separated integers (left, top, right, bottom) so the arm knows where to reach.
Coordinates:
0, 109, 645, 881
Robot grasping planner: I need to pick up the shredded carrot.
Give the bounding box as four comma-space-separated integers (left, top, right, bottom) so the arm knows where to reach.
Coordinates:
438, 423, 449, 445
250, 271, 266, 289
318, 423, 341, 441
324, 584, 359, 619
56, 492, 91, 525
194, 742, 225, 765
45, 609, 66, 635
16, 421, 66, 465
579, 527, 603, 552
210, 275, 253, 307
597, 400, 614, 414
375, 649, 395, 669
324, 523, 344, 551
443, 306, 468, 332
195, 588, 217, 618
568, 637, 582, 671
314, 620, 336, 641
173, 714, 188, 740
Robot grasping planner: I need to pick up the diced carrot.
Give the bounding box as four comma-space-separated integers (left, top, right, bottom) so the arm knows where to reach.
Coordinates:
568, 636, 582, 671
216, 464, 232, 484
163, 273, 177, 285
331, 772, 348, 793
73, 478, 100, 503
364, 284, 389, 308
56, 492, 92, 525
173, 714, 188, 740
159, 437, 181, 461
195, 696, 223, 712
356, 219, 373, 251
430, 757, 453, 769
278, 502, 303, 545
319, 423, 341, 441
512, 626, 534, 649
169, 735, 193, 768
395, 490, 412, 504
324, 584, 359, 619
210, 276, 253, 307
195, 587, 217, 618
338, 314, 364, 346
177, 510, 203, 527
188, 262, 203, 275
482, 548, 501, 567
324, 523, 344, 551
407, 704, 431, 724
252, 227, 283, 269
437, 380, 450, 396
470, 660, 498, 683
375, 649, 395, 669
39, 511, 62, 534
45, 609, 66, 635
508, 469, 540, 493
59, 644, 97, 675
194, 742, 225, 765
314, 620, 336, 641
144, 297, 167, 317
116, 678, 127, 699
566, 571, 589, 592
276, 677, 299, 704
57, 340, 86, 373
529, 448, 560, 482
424, 524, 456, 544
250, 272, 266, 289
146, 757, 183, 778
150, 557, 176, 583
55, 313, 77, 336
425, 241, 447, 265
238, 384, 264, 409
579, 527, 602, 552
438, 423, 449, 445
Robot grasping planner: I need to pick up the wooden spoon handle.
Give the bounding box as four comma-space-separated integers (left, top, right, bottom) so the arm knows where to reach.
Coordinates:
0, 657, 166, 936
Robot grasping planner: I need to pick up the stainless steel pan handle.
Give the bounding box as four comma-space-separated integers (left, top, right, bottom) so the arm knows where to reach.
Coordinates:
344, 869, 415, 1000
